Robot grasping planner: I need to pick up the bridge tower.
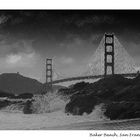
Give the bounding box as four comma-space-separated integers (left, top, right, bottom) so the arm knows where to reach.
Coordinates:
46, 58, 53, 91
104, 33, 115, 76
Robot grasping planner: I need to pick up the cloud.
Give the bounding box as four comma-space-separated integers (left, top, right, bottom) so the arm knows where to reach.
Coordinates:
6, 54, 22, 64
5, 52, 36, 68
0, 15, 9, 25
59, 56, 75, 64
59, 35, 88, 51
66, 37, 84, 49
71, 15, 115, 27
58, 33, 101, 59
0, 38, 41, 70
0, 39, 34, 56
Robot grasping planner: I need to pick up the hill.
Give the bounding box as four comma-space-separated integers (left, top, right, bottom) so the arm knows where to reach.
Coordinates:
0, 73, 65, 95
0, 73, 43, 94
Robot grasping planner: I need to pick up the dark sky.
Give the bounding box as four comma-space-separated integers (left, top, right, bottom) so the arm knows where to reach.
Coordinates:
0, 10, 140, 82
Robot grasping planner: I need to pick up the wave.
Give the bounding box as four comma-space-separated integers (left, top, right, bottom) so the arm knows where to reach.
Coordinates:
0, 91, 107, 122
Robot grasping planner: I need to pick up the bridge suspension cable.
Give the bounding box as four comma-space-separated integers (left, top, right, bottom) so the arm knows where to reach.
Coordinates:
45, 33, 138, 88
84, 33, 137, 76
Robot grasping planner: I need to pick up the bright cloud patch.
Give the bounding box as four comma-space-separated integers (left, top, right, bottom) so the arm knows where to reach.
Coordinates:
6, 54, 22, 64
5, 52, 37, 68
0, 39, 41, 69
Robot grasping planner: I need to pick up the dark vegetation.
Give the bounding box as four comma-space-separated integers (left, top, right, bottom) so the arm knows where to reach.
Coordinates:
0, 73, 63, 95
0, 73, 43, 94
59, 74, 140, 120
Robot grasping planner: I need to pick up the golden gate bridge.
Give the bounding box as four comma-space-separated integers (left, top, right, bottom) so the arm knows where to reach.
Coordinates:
45, 33, 139, 90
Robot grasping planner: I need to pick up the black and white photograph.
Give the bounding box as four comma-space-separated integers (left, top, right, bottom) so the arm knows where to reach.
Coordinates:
0, 9, 140, 131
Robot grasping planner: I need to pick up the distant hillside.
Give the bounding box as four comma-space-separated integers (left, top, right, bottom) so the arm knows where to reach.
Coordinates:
0, 73, 43, 94
0, 73, 65, 95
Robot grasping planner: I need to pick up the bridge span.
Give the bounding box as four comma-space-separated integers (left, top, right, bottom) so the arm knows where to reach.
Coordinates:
46, 33, 139, 89
47, 73, 138, 84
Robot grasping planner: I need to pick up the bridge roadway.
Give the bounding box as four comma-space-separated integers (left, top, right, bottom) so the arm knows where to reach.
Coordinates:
48, 73, 138, 84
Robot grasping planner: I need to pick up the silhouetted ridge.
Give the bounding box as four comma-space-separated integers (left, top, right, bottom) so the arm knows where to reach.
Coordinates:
0, 73, 43, 94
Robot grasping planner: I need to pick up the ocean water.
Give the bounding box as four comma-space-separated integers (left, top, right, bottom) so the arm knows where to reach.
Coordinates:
0, 93, 140, 130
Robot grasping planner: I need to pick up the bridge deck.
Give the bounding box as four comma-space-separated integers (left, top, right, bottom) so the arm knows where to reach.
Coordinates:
47, 73, 138, 84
